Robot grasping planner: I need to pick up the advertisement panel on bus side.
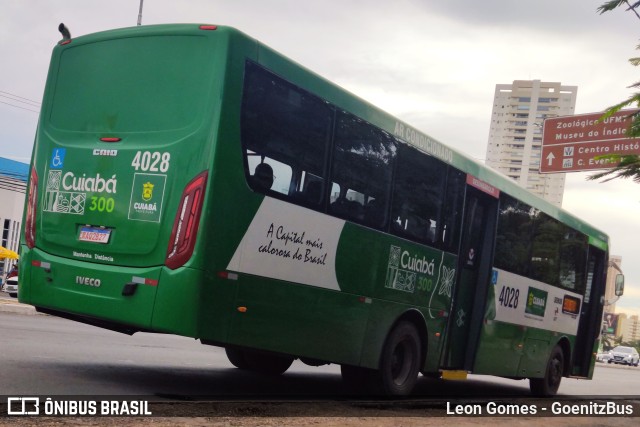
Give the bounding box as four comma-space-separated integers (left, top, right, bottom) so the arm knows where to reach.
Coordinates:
486, 268, 582, 336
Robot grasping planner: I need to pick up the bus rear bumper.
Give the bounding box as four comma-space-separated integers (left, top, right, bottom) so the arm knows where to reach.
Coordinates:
20, 247, 167, 332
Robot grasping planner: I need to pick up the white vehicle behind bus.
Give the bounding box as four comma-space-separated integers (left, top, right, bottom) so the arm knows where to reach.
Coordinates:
608, 346, 639, 366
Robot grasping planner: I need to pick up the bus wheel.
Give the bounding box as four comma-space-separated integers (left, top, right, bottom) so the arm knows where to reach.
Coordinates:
225, 347, 250, 370
379, 321, 421, 396
243, 350, 294, 375
530, 345, 564, 397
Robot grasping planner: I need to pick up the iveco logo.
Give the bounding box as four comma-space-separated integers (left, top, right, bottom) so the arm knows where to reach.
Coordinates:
93, 149, 118, 156
75, 276, 101, 287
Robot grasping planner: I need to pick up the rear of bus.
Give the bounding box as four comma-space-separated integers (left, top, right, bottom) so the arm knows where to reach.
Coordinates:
19, 24, 234, 336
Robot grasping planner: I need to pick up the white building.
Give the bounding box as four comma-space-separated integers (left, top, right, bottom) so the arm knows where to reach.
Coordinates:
485, 80, 577, 207
0, 157, 28, 279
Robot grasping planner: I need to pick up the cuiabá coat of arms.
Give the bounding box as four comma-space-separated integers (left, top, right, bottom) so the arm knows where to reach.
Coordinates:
142, 182, 154, 201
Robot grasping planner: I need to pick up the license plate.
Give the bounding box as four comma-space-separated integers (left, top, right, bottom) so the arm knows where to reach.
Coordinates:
79, 226, 111, 244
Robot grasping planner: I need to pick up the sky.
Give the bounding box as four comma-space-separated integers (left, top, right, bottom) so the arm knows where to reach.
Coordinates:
1, 0, 639, 317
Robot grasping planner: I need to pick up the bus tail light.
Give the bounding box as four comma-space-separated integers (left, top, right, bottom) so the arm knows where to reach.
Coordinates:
25, 167, 39, 249
165, 171, 208, 270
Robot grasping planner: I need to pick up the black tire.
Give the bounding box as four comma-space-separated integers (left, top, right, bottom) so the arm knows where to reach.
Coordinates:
225, 347, 250, 370
530, 345, 564, 397
378, 321, 421, 396
8, 293, 17, 298
243, 350, 294, 375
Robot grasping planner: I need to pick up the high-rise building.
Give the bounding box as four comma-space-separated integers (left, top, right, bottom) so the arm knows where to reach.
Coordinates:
485, 80, 577, 206
616, 313, 640, 343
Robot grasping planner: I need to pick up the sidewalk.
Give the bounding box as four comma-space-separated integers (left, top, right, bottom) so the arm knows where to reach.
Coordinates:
0, 292, 38, 315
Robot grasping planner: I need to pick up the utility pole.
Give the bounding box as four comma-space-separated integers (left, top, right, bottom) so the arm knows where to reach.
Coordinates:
137, 0, 144, 26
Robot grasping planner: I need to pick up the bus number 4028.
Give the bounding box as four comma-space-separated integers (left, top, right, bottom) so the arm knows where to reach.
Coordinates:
499, 286, 519, 309
131, 151, 171, 173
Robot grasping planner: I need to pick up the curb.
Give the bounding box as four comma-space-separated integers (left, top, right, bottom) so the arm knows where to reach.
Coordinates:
0, 298, 38, 315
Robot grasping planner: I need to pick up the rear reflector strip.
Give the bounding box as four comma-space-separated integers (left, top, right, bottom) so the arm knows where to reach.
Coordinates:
218, 271, 238, 280
199, 25, 217, 30
31, 261, 51, 269
100, 137, 121, 142
131, 276, 158, 286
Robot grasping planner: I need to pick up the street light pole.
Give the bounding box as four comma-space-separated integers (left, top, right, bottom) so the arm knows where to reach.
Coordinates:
137, 0, 144, 26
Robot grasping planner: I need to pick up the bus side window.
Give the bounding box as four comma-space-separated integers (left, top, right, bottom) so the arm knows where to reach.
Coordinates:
241, 61, 332, 208
495, 193, 588, 292
440, 168, 465, 252
391, 145, 445, 246
558, 227, 587, 292
530, 213, 561, 287
495, 195, 535, 277
329, 112, 395, 229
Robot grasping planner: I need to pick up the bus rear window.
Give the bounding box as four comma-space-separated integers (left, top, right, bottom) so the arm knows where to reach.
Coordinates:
50, 36, 210, 132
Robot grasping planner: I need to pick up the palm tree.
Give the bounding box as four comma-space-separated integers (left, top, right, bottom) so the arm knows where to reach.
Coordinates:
587, 154, 640, 182
598, 1, 640, 18
593, 1, 640, 182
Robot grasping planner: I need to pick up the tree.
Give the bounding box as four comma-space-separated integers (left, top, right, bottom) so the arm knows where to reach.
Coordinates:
590, 1, 640, 182
601, 333, 614, 351
597, 1, 640, 19
587, 154, 640, 182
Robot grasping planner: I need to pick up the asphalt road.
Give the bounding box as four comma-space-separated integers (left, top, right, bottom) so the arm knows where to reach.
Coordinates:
1, 299, 639, 398
1, 296, 639, 426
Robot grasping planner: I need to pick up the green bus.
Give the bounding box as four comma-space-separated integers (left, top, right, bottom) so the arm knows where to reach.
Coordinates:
20, 23, 623, 396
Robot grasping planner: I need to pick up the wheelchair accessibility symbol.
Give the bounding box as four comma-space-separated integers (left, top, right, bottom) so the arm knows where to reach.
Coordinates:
50, 148, 66, 169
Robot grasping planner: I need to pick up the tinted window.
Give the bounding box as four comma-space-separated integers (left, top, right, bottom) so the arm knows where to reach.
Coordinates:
495, 193, 588, 291
530, 213, 561, 285
559, 228, 587, 292
329, 112, 396, 228
241, 61, 332, 208
387, 145, 464, 252
495, 195, 536, 277
441, 168, 465, 252
241, 62, 463, 247
391, 145, 446, 245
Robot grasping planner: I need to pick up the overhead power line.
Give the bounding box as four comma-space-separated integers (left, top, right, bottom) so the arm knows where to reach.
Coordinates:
0, 90, 41, 114
0, 100, 39, 113
0, 91, 41, 106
